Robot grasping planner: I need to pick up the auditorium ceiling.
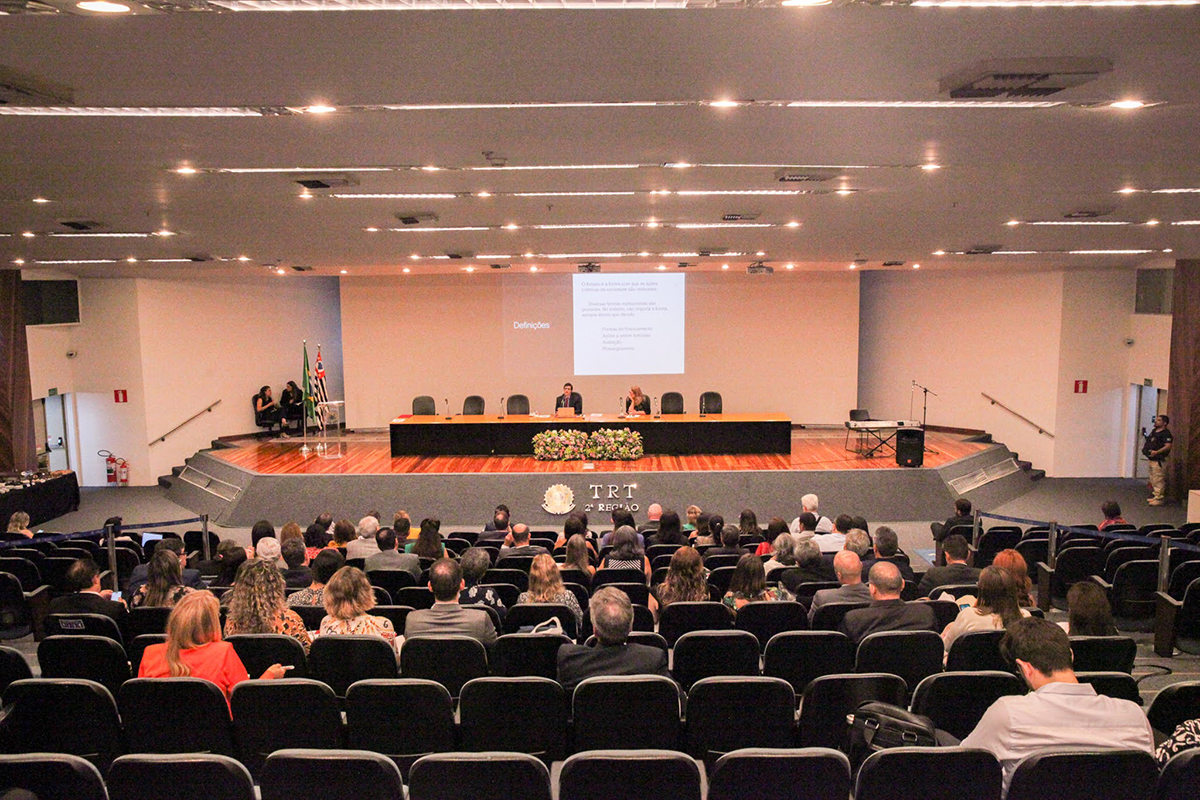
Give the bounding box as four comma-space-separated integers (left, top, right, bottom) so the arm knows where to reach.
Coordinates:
0, 6, 1197, 277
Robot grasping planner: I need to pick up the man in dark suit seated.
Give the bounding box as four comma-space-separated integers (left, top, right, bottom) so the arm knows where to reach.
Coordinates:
931, 498, 974, 543
917, 534, 980, 598
48, 558, 129, 642
126, 537, 207, 595
807, 550, 871, 624
839, 561, 937, 645
554, 382, 583, 415
557, 586, 671, 693
404, 558, 497, 647
860, 526, 916, 584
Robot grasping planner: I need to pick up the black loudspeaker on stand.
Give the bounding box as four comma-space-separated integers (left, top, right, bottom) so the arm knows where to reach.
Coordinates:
896, 428, 925, 468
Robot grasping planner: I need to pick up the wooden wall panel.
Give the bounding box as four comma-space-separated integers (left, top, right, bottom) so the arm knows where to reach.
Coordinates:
0, 271, 36, 474
1167, 259, 1200, 500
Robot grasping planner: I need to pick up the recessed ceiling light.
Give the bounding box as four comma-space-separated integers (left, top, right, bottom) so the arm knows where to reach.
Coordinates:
275, 268, 286, 275
76, 1, 130, 11
665, 162, 693, 169
756, 251, 766, 257
299, 193, 314, 200
476, 191, 492, 198
22, 232, 35, 238
13, 258, 25, 265
530, 266, 539, 272
637, 251, 650, 257
305, 105, 337, 114
785, 263, 795, 270
933, 250, 946, 256
421, 166, 442, 172
1163, 248, 1174, 253
1006, 220, 1021, 226
848, 263, 857, 269
921, 163, 941, 171
782, 0, 832, 5
524, 252, 534, 258
913, 263, 921, 269
1110, 100, 1146, 110
709, 100, 740, 109
126, 257, 137, 263
464, 266, 476, 272
835, 189, 855, 196
403, 267, 411, 273
365, 227, 379, 232
340, 269, 348, 274
155, 229, 175, 237
238, 255, 250, 262
721, 264, 730, 270
1145, 219, 1160, 226
32, 197, 50, 204
657, 264, 666, 270
1117, 187, 1140, 194
646, 221, 661, 228
504, 223, 520, 230
175, 166, 198, 175
786, 221, 801, 228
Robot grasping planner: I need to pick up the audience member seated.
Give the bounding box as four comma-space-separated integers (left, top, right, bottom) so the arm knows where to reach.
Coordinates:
861, 526, 916, 583
808, 550, 871, 623
1157, 718, 1200, 766
404, 558, 497, 647
406, 518, 447, 559
139, 591, 286, 704
4, 511, 33, 540
781, 540, 838, 597
394, 511, 417, 544
690, 513, 716, 546
128, 538, 207, 595
195, 539, 247, 585
599, 526, 651, 579
789, 493, 834, 536
48, 558, 129, 639
841, 528, 872, 560
278, 521, 303, 547
931, 498, 974, 543
499, 524, 550, 557
224, 559, 312, 654
993, 549, 1035, 608
254, 536, 283, 569
459, 548, 507, 619
481, 504, 511, 534
556, 587, 671, 693
279, 538, 312, 588
918, 534, 980, 598
645, 511, 688, 548
1098, 500, 1129, 531
1062, 582, 1118, 636
851, 515, 871, 535
839, 561, 937, 644
329, 519, 356, 551
736, 508, 759, 541
250, 520, 275, 550
600, 509, 642, 548
562, 534, 596, 579
319, 566, 399, 656
704, 519, 747, 564
654, 547, 709, 617
638, 503, 663, 534
812, 514, 853, 553
755, 517, 791, 556
961, 617, 1154, 795
723, 553, 784, 611
287, 549, 344, 607
253, 385, 284, 434
762, 534, 797, 577
517, 554, 584, 629
364, 526, 421, 578
130, 549, 197, 609
345, 516, 381, 560
303, 523, 330, 563
941, 566, 1031, 652
683, 504, 702, 533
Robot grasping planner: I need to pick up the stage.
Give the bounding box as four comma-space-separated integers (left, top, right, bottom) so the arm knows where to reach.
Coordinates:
166, 428, 1037, 528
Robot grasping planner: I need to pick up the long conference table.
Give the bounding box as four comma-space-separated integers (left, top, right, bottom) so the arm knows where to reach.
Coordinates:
389, 413, 792, 457
0, 471, 81, 528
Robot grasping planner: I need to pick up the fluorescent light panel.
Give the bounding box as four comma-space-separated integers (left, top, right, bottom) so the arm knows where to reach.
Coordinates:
914, 0, 1196, 6
0, 106, 266, 117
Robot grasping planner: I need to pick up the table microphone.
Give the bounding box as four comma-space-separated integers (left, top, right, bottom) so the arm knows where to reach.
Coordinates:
498, 397, 505, 420
653, 396, 660, 419
618, 396, 625, 419
444, 397, 452, 420
700, 395, 706, 418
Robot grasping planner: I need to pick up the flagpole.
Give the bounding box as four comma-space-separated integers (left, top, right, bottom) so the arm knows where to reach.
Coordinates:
299, 338, 311, 456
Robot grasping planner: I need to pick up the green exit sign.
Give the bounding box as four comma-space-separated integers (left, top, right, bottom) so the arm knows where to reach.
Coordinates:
47, 388, 58, 396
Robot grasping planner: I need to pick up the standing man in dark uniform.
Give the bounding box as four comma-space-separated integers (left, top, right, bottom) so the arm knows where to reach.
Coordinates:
1144, 414, 1173, 506
555, 382, 583, 415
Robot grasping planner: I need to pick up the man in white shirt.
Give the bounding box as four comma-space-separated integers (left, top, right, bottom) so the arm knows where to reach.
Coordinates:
960, 617, 1154, 797
789, 493, 834, 536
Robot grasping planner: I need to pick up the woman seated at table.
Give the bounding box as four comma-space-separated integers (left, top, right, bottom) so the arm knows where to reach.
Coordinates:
722, 553, 784, 611
130, 548, 196, 608
625, 385, 651, 416
4, 511, 33, 541
319, 566, 399, 655
138, 591, 286, 704
224, 559, 312, 653
516, 554, 583, 630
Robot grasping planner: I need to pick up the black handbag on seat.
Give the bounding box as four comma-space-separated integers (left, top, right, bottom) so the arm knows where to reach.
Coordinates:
846, 701, 938, 770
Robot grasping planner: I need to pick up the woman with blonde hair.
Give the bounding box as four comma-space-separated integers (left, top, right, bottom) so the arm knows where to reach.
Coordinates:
224, 559, 312, 653
516, 554, 583, 628
138, 591, 285, 704
4, 512, 32, 540
655, 546, 709, 615
563, 534, 596, 578
130, 548, 195, 608
319, 566, 398, 655
625, 386, 650, 416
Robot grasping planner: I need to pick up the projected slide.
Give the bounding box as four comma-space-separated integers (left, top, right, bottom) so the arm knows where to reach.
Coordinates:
573, 273, 685, 375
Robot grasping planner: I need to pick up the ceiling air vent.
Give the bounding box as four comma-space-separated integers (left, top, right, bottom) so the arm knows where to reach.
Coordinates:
489, 263, 510, 270
775, 168, 838, 183
940, 57, 1112, 99
1064, 206, 1115, 219
722, 212, 760, 222
446, 252, 473, 260
57, 220, 104, 231
964, 244, 1003, 255
882, 260, 905, 267
290, 265, 314, 272
747, 262, 774, 275
395, 211, 439, 225
294, 174, 358, 190
577, 263, 601, 273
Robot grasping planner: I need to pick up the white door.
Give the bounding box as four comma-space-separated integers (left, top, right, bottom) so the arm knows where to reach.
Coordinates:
1133, 385, 1160, 480
44, 394, 69, 472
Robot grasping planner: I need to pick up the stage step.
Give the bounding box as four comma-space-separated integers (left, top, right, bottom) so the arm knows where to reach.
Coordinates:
1010, 453, 1045, 482
964, 433, 993, 444
156, 464, 187, 490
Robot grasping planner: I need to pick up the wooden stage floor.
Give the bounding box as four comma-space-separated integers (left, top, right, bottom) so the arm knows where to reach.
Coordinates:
209, 430, 991, 476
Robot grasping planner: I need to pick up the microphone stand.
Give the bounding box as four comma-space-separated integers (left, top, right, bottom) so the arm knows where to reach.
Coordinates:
700, 395, 707, 418
653, 396, 660, 419
618, 396, 626, 419
498, 397, 505, 420
911, 380, 939, 455
444, 397, 452, 421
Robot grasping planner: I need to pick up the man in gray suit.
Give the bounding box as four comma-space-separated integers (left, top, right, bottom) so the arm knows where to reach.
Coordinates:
557, 587, 670, 693
498, 524, 549, 558
807, 550, 871, 624
404, 558, 497, 646
840, 561, 937, 645
364, 527, 421, 579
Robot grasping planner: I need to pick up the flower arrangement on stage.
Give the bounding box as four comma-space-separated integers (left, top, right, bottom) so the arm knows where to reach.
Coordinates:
532, 429, 589, 460
587, 428, 644, 460
532, 428, 644, 460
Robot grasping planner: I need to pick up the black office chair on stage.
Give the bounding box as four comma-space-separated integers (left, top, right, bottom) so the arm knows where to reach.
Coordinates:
412, 395, 437, 415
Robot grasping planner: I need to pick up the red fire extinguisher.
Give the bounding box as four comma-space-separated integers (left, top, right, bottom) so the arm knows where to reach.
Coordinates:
116, 458, 130, 487
99, 450, 117, 484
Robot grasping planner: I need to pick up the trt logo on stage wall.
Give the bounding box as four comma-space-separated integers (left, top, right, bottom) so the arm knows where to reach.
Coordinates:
542, 483, 640, 515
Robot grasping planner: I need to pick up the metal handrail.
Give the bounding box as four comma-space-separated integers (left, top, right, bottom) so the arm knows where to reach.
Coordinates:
149, 399, 222, 446
981, 392, 1054, 438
